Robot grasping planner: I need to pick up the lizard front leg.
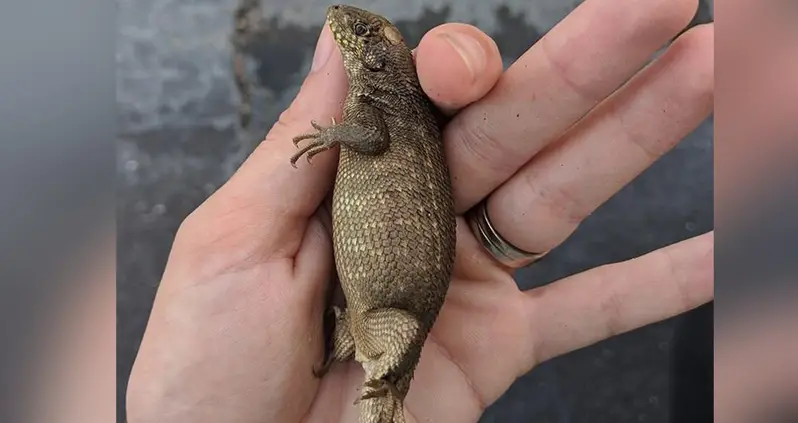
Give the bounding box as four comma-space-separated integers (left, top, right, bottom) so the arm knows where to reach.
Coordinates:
290, 103, 389, 167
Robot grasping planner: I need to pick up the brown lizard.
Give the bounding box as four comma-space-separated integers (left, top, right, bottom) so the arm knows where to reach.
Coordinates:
289, 5, 456, 423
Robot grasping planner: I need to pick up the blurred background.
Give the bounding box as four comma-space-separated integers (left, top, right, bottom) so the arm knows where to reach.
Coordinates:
117, 0, 714, 422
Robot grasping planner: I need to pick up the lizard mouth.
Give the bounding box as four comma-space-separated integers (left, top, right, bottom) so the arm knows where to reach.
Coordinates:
326, 4, 369, 29
325, 5, 344, 41
326, 4, 346, 26
325, 4, 359, 51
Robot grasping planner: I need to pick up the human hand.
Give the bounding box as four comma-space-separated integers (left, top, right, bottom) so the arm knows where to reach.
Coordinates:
126, 0, 713, 421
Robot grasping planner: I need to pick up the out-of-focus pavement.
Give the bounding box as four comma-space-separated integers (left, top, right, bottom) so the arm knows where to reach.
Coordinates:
117, 0, 714, 421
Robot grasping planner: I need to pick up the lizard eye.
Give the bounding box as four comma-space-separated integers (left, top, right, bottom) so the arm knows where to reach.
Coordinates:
353, 22, 369, 36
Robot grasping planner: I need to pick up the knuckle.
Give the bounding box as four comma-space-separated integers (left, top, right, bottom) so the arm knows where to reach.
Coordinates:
520, 169, 589, 226
540, 38, 603, 104
616, 117, 669, 162
596, 266, 626, 338
454, 117, 510, 177
662, 248, 696, 311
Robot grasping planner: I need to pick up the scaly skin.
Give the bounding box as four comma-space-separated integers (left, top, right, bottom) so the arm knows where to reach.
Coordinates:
290, 5, 456, 423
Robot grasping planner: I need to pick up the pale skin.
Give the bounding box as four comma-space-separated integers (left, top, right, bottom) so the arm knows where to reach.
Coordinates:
126, 0, 714, 421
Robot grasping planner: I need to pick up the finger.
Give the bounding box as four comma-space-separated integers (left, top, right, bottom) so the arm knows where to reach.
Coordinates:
293, 214, 335, 363
444, 0, 699, 212
293, 214, 334, 292
415, 23, 503, 115
486, 23, 714, 254
181, 25, 347, 258
520, 231, 714, 370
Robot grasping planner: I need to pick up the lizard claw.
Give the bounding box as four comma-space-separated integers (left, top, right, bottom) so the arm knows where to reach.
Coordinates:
306, 146, 331, 163
292, 119, 325, 148
289, 117, 339, 167
353, 378, 400, 404
312, 355, 333, 378
292, 132, 316, 148
309, 117, 336, 133
290, 139, 337, 167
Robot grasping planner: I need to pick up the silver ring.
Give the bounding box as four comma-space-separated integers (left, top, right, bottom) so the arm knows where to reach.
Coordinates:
467, 200, 549, 268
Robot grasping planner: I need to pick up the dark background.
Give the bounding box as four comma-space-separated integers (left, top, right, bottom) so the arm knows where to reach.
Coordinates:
117, 0, 714, 421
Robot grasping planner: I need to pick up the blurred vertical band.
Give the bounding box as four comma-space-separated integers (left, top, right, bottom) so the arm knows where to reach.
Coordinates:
0, 1, 116, 422
715, 0, 798, 421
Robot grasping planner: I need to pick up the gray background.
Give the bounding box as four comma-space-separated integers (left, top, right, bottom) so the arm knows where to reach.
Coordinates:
117, 0, 714, 421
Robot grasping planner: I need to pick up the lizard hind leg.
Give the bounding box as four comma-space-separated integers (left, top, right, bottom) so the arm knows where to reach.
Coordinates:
357, 370, 414, 423
360, 378, 401, 400
352, 308, 423, 401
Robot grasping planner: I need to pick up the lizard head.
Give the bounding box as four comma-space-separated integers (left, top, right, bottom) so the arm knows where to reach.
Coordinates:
325, 5, 411, 75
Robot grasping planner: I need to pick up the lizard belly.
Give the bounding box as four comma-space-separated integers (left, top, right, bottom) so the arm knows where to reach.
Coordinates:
331, 145, 456, 318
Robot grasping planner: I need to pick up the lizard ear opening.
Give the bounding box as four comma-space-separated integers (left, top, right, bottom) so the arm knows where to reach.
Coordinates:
382, 25, 403, 45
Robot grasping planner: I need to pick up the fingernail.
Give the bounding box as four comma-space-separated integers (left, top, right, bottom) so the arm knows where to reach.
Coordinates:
311, 25, 333, 73
440, 31, 486, 82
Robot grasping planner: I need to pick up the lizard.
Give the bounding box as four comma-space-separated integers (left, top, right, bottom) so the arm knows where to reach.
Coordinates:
289, 4, 456, 423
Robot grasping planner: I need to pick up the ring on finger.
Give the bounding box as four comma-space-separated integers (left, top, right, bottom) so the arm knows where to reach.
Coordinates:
466, 199, 549, 268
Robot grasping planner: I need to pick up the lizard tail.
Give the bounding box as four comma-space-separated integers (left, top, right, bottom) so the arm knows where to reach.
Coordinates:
358, 394, 406, 423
